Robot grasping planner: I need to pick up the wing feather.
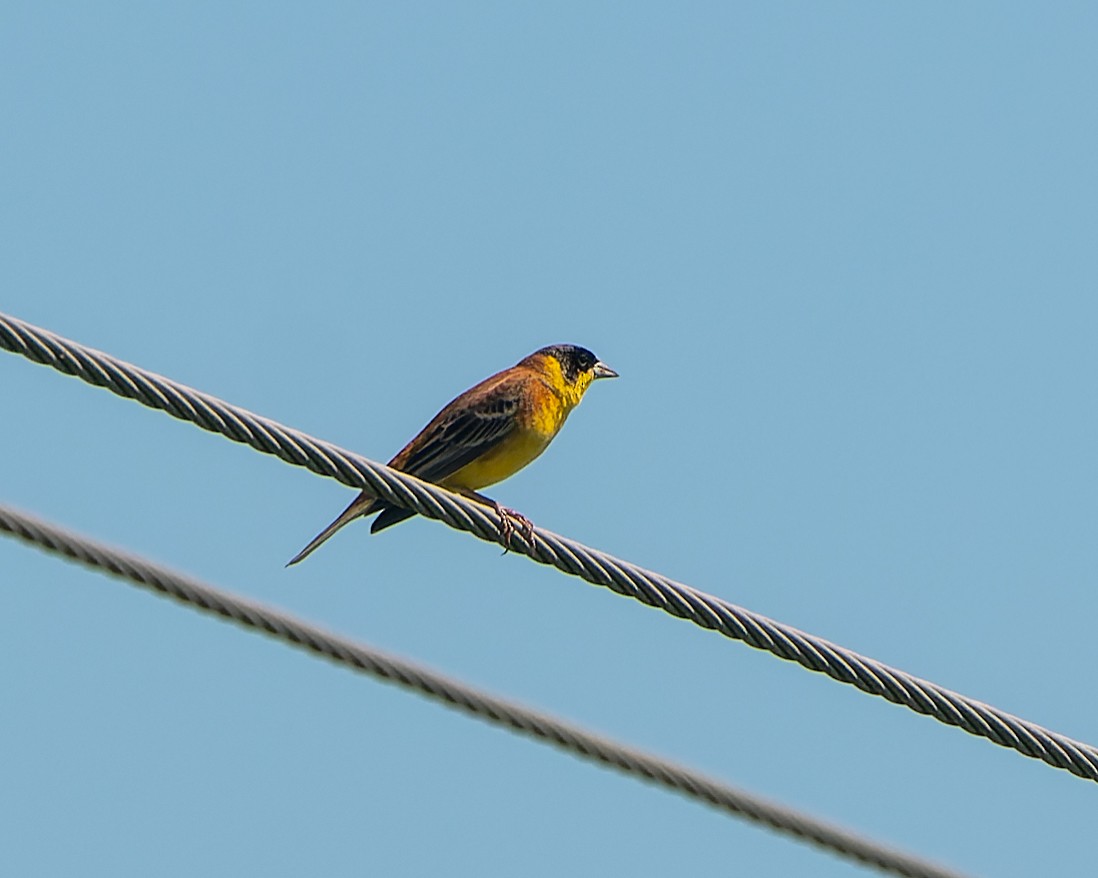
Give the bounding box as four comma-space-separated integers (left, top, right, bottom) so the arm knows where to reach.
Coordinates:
397, 388, 520, 484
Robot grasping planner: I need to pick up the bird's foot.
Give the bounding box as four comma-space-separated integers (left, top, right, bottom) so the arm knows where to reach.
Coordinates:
493, 502, 535, 553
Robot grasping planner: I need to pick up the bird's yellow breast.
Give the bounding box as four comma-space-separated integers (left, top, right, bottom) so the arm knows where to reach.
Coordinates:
443, 427, 553, 491
444, 374, 577, 491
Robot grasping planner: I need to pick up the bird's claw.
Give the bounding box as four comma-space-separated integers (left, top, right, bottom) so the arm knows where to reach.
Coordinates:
494, 503, 535, 553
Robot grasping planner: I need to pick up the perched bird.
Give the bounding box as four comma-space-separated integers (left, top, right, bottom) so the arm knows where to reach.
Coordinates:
287, 344, 618, 565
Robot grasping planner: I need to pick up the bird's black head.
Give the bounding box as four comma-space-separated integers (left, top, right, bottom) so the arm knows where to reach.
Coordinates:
535, 344, 597, 381
536, 344, 601, 383
525, 344, 619, 399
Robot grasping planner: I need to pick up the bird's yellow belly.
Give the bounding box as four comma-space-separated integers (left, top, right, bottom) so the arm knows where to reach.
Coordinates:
444, 428, 552, 491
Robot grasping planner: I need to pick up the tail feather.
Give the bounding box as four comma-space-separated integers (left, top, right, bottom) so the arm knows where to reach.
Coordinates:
286, 492, 378, 566
370, 505, 418, 534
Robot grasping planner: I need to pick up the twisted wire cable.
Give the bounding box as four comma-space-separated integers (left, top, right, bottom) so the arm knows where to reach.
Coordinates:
0, 502, 974, 878
2, 311, 1096, 785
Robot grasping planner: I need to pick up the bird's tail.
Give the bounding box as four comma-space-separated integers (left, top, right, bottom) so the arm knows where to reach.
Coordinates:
286, 492, 379, 566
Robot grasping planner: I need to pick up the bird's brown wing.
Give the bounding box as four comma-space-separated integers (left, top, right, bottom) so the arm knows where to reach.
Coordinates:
363, 373, 525, 535
397, 387, 521, 483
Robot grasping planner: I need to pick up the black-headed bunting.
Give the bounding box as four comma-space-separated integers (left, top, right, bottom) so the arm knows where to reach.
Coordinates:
287, 344, 617, 565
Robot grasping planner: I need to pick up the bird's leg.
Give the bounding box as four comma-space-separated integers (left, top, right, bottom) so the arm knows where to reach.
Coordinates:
459, 489, 535, 552
492, 501, 535, 553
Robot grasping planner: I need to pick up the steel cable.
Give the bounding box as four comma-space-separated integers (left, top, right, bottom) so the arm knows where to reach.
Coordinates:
0, 502, 974, 878
2, 310, 1096, 783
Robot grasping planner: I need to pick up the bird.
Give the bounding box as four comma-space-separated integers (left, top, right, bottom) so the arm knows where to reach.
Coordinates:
286, 344, 618, 566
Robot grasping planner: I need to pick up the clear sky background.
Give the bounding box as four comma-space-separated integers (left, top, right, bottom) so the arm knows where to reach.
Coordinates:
3, 4, 1096, 876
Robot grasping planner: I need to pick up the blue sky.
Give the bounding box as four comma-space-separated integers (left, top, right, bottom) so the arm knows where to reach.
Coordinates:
3, 3, 1097, 875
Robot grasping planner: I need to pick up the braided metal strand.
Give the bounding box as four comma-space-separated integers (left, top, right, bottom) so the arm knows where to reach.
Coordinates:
0, 503, 974, 878
2, 311, 1097, 783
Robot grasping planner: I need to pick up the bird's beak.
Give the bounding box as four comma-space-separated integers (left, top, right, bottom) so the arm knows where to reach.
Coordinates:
593, 361, 619, 380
